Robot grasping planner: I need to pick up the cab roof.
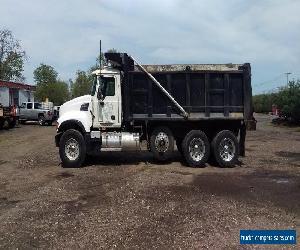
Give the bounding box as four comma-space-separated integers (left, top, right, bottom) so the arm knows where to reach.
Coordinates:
92, 66, 120, 75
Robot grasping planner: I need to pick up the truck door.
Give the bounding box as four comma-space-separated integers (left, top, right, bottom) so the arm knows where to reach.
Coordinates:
97, 75, 121, 127
34, 102, 42, 119
26, 102, 33, 119
19, 103, 26, 119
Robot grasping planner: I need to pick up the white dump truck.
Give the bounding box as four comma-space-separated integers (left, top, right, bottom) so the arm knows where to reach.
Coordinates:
55, 53, 255, 168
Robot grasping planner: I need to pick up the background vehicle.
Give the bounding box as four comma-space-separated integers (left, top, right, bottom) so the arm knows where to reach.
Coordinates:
56, 53, 256, 168
19, 102, 54, 126
0, 104, 19, 129
53, 106, 60, 120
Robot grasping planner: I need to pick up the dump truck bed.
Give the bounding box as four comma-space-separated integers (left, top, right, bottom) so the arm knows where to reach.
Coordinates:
103, 52, 252, 124
123, 63, 252, 122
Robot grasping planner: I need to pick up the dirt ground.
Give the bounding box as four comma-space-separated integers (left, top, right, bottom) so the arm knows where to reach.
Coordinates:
0, 114, 299, 249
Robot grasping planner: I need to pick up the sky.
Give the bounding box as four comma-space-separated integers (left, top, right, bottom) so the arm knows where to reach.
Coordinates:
1, 0, 300, 94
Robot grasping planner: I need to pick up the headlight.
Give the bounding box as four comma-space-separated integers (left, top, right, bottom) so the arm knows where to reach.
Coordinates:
80, 103, 89, 111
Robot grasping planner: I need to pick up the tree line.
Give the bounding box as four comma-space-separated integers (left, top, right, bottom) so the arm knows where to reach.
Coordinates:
2, 29, 299, 122
0, 28, 115, 106
253, 80, 300, 122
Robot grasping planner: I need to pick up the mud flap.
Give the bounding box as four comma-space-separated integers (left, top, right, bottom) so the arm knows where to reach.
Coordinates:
239, 124, 246, 157
246, 119, 257, 131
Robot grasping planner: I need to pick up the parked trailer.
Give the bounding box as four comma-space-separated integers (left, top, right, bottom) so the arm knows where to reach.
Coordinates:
55, 53, 256, 168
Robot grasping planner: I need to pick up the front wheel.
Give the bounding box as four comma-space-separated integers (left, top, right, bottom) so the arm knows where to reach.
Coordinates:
182, 130, 210, 167
211, 130, 239, 167
38, 115, 45, 126
2, 119, 10, 130
150, 126, 174, 162
9, 120, 17, 128
59, 129, 86, 168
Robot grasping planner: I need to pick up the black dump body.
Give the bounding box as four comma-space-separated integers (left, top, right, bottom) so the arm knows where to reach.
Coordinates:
105, 53, 254, 129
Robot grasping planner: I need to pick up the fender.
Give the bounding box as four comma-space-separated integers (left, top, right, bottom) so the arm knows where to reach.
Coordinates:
55, 112, 92, 147
57, 110, 93, 133
58, 119, 87, 134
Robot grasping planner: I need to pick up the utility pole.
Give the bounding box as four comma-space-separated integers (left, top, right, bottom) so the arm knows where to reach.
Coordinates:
285, 72, 291, 85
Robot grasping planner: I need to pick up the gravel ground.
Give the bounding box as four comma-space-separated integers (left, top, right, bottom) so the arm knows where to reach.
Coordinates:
0, 114, 299, 249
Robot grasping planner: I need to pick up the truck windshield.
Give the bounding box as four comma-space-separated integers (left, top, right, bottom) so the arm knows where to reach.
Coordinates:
90, 75, 98, 96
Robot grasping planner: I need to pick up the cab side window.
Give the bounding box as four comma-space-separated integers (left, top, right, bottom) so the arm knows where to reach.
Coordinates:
105, 77, 115, 96
27, 103, 32, 109
34, 103, 41, 109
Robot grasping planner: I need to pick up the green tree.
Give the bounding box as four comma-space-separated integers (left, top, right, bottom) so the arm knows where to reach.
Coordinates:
276, 80, 300, 122
253, 80, 300, 122
253, 93, 277, 113
34, 64, 69, 105
0, 29, 26, 81
50, 80, 70, 105
34, 64, 58, 102
33, 63, 57, 85
71, 70, 93, 98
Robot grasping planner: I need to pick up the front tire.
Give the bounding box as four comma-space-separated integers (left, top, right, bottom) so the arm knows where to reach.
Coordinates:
59, 129, 86, 168
3, 119, 10, 130
211, 130, 239, 167
150, 126, 174, 162
38, 115, 45, 126
9, 120, 17, 128
182, 130, 210, 167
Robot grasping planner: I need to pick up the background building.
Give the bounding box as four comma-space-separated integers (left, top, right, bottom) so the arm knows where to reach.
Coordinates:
0, 80, 35, 107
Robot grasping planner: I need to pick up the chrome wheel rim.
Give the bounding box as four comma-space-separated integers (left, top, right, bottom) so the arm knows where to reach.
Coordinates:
154, 132, 169, 153
65, 138, 80, 161
189, 138, 205, 162
219, 138, 235, 162
38, 117, 44, 125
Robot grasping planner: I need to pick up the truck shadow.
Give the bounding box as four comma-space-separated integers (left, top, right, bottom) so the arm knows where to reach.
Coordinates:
21, 121, 55, 126
84, 151, 185, 167
84, 151, 242, 168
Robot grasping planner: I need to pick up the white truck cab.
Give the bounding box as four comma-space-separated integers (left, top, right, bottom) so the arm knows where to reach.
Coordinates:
56, 65, 141, 168
91, 67, 122, 128
57, 67, 121, 132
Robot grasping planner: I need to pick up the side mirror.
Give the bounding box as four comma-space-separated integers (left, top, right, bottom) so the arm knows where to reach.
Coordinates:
98, 77, 108, 100
97, 87, 105, 101
97, 87, 104, 100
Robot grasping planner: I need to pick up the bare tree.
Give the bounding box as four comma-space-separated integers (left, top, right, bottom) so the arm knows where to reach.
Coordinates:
0, 29, 26, 82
